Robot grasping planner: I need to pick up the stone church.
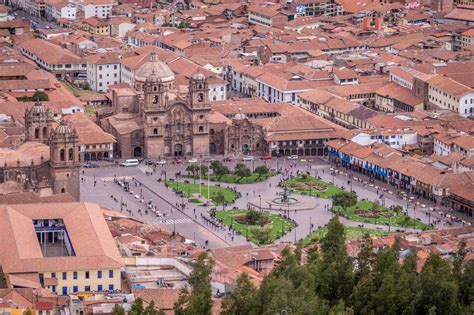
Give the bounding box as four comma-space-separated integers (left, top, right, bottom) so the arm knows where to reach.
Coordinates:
0, 101, 81, 200
103, 52, 266, 159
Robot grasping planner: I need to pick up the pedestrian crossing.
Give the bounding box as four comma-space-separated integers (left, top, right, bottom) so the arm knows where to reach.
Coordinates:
160, 218, 194, 225
102, 176, 133, 182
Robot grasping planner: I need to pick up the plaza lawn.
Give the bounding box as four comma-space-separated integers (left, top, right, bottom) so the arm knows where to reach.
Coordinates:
333, 200, 431, 230
188, 171, 276, 184
303, 226, 392, 245
165, 181, 236, 204
216, 210, 296, 245
283, 175, 343, 199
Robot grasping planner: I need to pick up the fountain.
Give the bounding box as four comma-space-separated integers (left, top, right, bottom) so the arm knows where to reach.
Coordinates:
272, 187, 299, 205
248, 187, 319, 212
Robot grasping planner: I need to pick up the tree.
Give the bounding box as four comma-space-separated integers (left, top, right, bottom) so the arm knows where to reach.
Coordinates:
393, 205, 403, 217
112, 304, 125, 315
315, 216, 354, 305
186, 165, 198, 183
199, 165, 208, 177
174, 252, 214, 315
332, 191, 357, 212
221, 273, 259, 315
83, 82, 91, 90
23, 309, 34, 315
143, 301, 164, 315
214, 190, 226, 209
32, 91, 49, 101
234, 163, 251, 180
130, 298, 144, 315
210, 160, 229, 179
254, 165, 269, 179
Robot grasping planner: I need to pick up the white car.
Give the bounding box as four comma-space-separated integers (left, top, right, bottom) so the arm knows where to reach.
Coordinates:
157, 159, 167, 165
287, 155, 298, 160
188, 158, 198, 163
242, 155, 254, 161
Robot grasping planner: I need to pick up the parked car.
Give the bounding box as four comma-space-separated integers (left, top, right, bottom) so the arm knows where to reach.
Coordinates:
173, 158, 183, 164
260, 154, 272, 160
223, 157, 233, 162
157, 159, 167, 165
242, 155, 254, 161
188, 158, 198, 163
83, 161, 98, 168
287, 155, 298, 160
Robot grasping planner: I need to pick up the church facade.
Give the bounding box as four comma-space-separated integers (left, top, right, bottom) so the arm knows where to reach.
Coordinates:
103, 53, 266, 159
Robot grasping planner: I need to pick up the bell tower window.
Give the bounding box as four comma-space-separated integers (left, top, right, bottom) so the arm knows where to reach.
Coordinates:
197, 93, 204, 102
60, 149, 65, 161
35, 128, 40, 139
153, 128, 158, 135
68, 148, 74, 161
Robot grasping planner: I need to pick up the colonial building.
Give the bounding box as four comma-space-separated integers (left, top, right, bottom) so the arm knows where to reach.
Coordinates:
0, 101, 80, 200
102, 53, 346, 159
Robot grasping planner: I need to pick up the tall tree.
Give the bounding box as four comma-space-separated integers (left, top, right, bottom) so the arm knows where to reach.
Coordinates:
174, 252, 214, 315
332, 191, 357, 212
234, 163, 251, 180
112, 304, 125, 315
210, 160, 229, 179
221, 273, 259, 315
254, 165, 269, 179
130, 298, 144, 315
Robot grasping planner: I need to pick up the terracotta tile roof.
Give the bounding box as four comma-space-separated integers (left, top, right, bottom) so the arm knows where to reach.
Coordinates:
64, 112, 116, 145
85, 51, 120, 64
376, 83, 423, 106
19, 39, 83, 65
132, 289, 180, 310
0, 202, 123, 274
452, 135, 474, 150
0, 142, 50, 167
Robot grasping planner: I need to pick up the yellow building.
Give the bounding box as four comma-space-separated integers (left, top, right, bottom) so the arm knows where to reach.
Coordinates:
82, 17, 110, 35
0, 202, 123, 296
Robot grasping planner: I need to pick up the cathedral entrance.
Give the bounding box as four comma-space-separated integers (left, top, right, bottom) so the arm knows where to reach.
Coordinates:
174, 144, 183, 157
209, 143, 216, 155
242, 144, 249, 154
134, 146, 142, 157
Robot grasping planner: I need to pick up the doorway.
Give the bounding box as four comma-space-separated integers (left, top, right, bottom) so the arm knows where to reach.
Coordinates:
175, 143, 183, 156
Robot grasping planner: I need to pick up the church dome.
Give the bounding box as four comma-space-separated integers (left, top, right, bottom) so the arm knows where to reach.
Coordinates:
30, 101, 47, 114
233, 109, 247, 120
135, 52, 174, 83
55, 120, 74, 135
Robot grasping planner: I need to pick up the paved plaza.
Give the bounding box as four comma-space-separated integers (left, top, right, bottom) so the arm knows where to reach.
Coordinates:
80, 157, 472, 249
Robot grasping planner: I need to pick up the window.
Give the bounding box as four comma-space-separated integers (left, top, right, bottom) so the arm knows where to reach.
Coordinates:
52, 286, 56, 293
73, 272, 77, 280
85, 271, 89, 279
60, 149, 65, 161
68, 148, 74, 160
98, 285, 103, 291
52, 273, 56, 278
153, 128, 158, 135
85, 286, 90, 292
73, 286, 78, 293
199, 126, 204, 132
62, 272, 67, 280
109, 270, 113, 278
109, 284, 114, 291
62, 287, 68, 295
98, 271, 102, 279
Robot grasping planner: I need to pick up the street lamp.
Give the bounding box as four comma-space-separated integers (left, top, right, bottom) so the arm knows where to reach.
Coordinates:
259, 194, 262, 212
309, 216, 312, 234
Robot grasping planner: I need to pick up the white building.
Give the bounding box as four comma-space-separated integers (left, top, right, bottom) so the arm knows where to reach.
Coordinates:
86, 53, 121, 92
257, 72, 314, 104
208, 76, 227, 101
351, 129, 418, 149
427, 75, 474, 117
78, 0, 113, 19
45, 0, 76, 21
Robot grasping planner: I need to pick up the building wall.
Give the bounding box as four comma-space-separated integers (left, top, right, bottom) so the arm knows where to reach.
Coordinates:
87, 62, 121, 92
41, 269, 121, 295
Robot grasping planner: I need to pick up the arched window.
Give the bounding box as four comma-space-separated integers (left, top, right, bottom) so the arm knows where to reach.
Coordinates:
68, 148, 74, 160
60, 149, 65, 161
35, 128, 39, 139
210, 128, 215, 135
43, 127, 47, 139
198, 126, 204, 132
153, 128, 158, 135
